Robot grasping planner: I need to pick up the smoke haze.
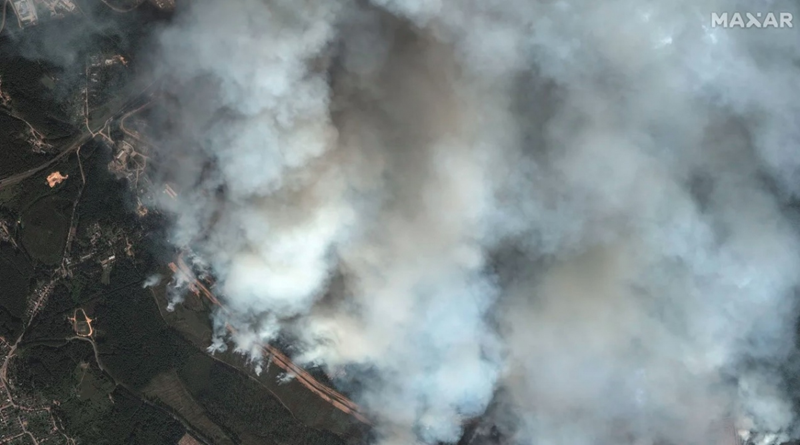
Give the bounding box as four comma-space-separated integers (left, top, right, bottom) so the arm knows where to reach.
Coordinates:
148, 0, 800, 443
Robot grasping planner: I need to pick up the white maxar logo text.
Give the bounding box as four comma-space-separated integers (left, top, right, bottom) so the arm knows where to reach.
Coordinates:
711, 12, 793, 28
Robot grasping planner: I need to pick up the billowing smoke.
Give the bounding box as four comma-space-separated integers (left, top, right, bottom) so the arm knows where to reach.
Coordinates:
149, 0, 800, 443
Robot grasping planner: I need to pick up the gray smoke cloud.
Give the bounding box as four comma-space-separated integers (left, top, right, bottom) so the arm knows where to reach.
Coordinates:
149, 0, 800, 443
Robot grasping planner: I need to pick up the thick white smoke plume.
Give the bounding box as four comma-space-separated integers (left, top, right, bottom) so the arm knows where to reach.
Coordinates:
150, 0, 800, 443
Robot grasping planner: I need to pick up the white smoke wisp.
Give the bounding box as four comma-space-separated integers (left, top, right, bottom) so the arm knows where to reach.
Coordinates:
142, 274, 162, 289
150, 0, 800, 444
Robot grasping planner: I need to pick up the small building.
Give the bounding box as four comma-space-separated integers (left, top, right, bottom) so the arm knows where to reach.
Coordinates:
11, 0, 38, 27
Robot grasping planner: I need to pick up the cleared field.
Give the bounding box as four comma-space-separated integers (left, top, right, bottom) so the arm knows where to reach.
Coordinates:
19, 194, 72, 265
143, 369, 236, 445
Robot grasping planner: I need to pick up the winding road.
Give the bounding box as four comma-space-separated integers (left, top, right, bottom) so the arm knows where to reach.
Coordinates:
0, 80, 158, 192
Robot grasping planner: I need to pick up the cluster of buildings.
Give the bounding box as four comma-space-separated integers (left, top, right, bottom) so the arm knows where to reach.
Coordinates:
10, 0, 77, 28
0, 78, 11, 109
150, 0, 175, 11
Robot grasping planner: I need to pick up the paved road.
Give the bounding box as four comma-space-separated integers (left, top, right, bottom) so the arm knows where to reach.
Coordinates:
0, 135, 85, 191
0, 81, 157, 192
171, 256, 372, 426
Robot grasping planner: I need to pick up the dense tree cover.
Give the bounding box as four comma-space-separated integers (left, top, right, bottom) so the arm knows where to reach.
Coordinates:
0, 10, 364, 443
95, 280, 189, 389
12, 342, 184, 444
182, 359, 346, 445
0, 245, 30, 340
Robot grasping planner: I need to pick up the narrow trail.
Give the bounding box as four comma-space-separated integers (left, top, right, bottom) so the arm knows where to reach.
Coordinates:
0, 0, 9, 34
98, 0, 145, 13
